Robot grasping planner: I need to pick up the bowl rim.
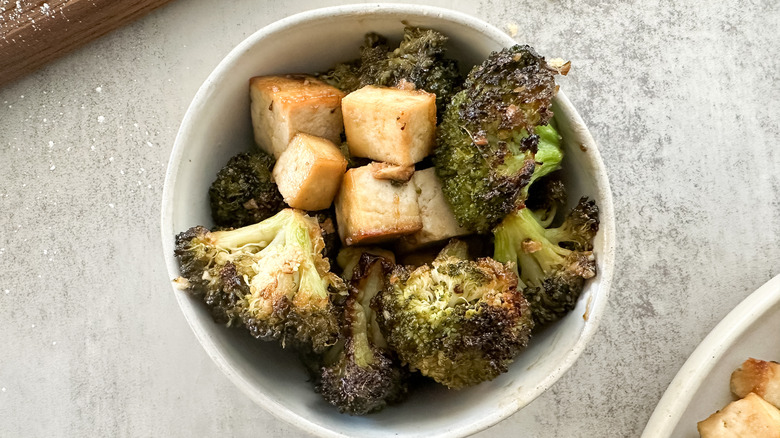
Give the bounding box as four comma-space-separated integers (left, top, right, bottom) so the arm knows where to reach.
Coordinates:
160, 4, 616, 437
640, 273, 780, 437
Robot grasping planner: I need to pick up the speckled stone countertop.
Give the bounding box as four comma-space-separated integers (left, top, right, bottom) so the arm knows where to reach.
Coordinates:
1, 0, 778, 436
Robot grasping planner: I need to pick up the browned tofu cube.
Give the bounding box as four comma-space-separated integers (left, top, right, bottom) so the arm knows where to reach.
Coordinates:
272, 133, 347, 211
697, 393, 780, 437
731, 358, 780, 409
342, 86, 436, 166
250, 75, 345, 158
398, 168, 469, 252
334, 164, 422, 246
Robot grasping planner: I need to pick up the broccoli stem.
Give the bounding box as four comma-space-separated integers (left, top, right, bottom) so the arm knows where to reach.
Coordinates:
530, 125, 563, 184
494, 208, 571, 288
437, 239, 470, 260
357, 265, 389, 350
494, 228, 521, 277
210, 209, 294, 250
286, 215, 331, 301
351, 305, 373, 367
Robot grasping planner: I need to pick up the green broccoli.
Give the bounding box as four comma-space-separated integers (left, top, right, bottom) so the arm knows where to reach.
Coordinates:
493, 198, 599, 326
209, 150, 286, 228
433, 45, 560, 233
174, 209, 345, 352
319, 59, 362, 95
520, 124, 563, 203
318, 27, 463, 119
517, 123, 566, 225
374, 240, 534, 389
316, 248, 408, 415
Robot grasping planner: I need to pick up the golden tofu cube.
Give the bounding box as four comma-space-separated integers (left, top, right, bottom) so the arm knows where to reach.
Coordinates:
272, 133, 347, 211
731, 358, 780, 409
698, 393, 780, 438
342, 86, 436, 166
250, 75, 345, 158
334, 164, 422, 246
398, 168, 469, 251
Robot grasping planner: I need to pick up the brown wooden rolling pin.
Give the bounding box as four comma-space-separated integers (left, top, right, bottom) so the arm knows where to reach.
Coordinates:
0, 0, 176, 88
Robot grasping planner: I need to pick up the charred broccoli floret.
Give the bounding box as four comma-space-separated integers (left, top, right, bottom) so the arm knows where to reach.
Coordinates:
174, 209, 345, 352
433, 45, 560, 233
319, 60, 362, 95
319, 27, 463, 118
374, 240, 534, 389
209, 151, 286, 228
316, 248, 408, 415
493, 198, 599, 325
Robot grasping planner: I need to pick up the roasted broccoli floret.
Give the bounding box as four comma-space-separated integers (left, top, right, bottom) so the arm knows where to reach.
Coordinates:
209, 151, 286, 228
319, 60, 362, 94
433, 45, 560, 233
174, 209, 345, 352
316, 248, 408, 415
493, 198, 599, 325
374, 240, 534, 389
319, 27, 463, 118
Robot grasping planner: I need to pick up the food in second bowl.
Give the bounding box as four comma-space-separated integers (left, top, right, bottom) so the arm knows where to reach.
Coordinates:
698, 358, 780, 437
173, 26, 598, 415
731, 357, 780, 408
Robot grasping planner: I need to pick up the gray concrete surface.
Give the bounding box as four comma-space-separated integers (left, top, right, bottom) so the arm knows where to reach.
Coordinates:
1, 0, 778, 436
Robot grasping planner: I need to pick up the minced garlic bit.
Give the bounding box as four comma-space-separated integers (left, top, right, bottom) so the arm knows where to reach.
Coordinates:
172, 277, 191, 290
548, 58, 571, 76
521, 239, 542, 254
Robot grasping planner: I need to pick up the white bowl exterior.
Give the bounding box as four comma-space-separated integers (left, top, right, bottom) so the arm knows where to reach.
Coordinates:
161, 4, 615, 438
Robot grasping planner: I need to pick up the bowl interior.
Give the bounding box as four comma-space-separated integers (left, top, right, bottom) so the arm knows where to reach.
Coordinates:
162, 6, 614, 438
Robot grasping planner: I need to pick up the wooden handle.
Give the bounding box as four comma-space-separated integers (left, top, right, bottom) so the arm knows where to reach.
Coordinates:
0, 0, 176, 88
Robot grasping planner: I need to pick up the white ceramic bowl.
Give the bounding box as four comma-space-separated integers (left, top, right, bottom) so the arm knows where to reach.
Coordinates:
161, 4, 615, 437
642, 274, 780, 437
